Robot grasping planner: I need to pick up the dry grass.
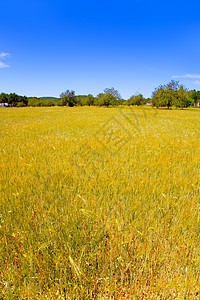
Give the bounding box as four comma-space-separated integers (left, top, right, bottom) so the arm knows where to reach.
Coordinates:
0, 106, 200, 299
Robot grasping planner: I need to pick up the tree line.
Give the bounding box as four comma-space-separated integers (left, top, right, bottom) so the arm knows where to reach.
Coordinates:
1, 81, 200, 108
0, 93, 28, 107
151, 80, 200, 109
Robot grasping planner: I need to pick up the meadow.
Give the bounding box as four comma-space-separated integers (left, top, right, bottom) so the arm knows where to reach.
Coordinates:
0, 106, 200, 299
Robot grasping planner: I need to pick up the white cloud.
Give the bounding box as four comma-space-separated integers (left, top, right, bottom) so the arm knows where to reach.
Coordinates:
192, 80, 200, 85
0, 52, 10, 58
172, 74, 200, 79
0, 61, 9, 68
0, 52, 10, 68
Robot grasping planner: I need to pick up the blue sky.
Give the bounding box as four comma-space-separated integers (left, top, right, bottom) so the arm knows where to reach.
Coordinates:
1, 0, 200, 99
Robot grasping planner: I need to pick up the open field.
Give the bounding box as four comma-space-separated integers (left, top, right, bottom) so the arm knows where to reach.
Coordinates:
0, 106, 200, 299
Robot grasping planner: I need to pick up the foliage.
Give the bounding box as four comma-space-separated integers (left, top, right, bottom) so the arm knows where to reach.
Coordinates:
172, 85, 188, 108
85, 94, 95, 106
0, 93, 28, 106
152, 80, 196, 109
59, 90, 76, 107
187, 89, 200, 106
28, 97, 56, 107
152, 80, 179, 109
97, 87, 121, 107
76, 94, 95, 106
127, 93, 146, 106
1, 84, 200, 109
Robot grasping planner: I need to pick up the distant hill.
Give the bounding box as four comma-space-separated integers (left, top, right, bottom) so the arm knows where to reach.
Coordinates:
39, 97, 60, 101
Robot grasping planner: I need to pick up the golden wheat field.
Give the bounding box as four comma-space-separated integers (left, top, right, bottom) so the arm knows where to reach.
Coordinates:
0, 106, 200, 299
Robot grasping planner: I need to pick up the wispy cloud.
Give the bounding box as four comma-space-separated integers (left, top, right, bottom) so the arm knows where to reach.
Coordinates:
172, 74, 200, 79
0, 52, 10, 58
192, 80, 200, 85
0, 61, 9, 68
0, 52, 10, 68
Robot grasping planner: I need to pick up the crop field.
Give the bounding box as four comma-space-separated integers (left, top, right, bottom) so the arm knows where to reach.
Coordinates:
0, 106, 200, 299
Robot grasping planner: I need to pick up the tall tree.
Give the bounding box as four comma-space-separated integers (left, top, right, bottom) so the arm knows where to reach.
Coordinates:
175, 86, 188, 108
97, 87, 121, 107
152, 80, 180, 109
128, 94, 145, 106
0, 93, 8, 103
85, 94, 94, 106
60, 90, 76, 107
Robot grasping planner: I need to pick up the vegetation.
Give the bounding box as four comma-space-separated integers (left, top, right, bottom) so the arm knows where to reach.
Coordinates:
28, 97, 56, 107
1, 82, 200, 109
152, 80, 200, 109
0, 106, 200, 299
97, 88, 122, 107
76, 94, 95, 106
59, 90, 76, 107
0, 93, 28, 107
127, 94, 147, 106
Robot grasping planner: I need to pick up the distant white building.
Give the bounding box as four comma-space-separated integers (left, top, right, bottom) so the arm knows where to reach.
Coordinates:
0, 103, 13, 107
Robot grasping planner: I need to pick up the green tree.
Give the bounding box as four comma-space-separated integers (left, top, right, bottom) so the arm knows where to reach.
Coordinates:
128, 94, 145, 106
174, 85, 188, 108
152, 80, 180, 109
60, 90, 76, 107
85, 94, 94, 106
0, 93, 9, 103
0, 93, 28, 106
196, 91, 200, 103
97, 87, 121, 107
76, 96, 85, 106
152, 85, 167, 108
7, 93, 19, 105
28, 97, 40, 107
187, 89, 198, 106
75, 95, 94, 106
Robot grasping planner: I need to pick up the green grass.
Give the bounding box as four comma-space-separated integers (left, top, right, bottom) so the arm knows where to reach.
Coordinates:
0, 106, 200, 299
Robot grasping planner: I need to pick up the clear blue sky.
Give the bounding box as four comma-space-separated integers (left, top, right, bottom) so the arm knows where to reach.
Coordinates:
1, 0, 200, 99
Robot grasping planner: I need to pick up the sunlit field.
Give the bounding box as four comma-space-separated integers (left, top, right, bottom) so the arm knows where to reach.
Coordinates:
0, 106, 200, 299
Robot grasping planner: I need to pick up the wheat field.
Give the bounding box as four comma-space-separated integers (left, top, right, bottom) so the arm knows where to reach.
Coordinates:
0, 106, 200, 299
